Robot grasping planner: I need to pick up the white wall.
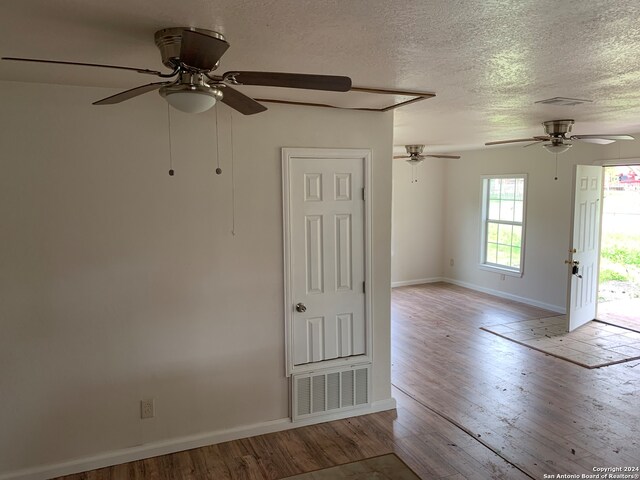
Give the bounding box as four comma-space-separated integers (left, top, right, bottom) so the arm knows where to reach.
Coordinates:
391, 158, 445, 286
0, 81, 393, 477
391, 136, 640, 311
442, 139, 640, 311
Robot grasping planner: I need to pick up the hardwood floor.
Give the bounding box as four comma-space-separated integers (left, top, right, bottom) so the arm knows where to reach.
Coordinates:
56, 283, 639, 480
391, 283, 639, 477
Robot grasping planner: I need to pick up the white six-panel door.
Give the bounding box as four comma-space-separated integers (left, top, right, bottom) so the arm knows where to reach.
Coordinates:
283, 148, 370, 374
567, 165, 603, 332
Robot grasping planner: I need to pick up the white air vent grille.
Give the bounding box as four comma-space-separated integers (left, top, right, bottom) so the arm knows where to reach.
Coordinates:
297, 377, 311, 417
327, 372, 340, 410
312, 375, 326, 413
534, 96, 593, 106
293, 365, 371, 421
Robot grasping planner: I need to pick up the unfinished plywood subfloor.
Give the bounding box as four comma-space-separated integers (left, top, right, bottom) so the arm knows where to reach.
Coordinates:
481, 316, 640, 368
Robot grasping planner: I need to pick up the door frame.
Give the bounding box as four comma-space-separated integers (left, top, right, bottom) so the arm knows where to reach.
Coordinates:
282, 147, 373, 377
591, 157, 640, 322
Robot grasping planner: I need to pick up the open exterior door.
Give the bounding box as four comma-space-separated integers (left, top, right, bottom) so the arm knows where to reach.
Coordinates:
567, 165, 603, 332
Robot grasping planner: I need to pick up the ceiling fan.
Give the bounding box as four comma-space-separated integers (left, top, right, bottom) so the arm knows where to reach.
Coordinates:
485, 119, 635, 154
2, 27, 352, 115
393, 145, 461, 165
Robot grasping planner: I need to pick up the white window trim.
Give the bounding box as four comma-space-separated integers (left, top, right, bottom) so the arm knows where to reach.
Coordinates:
479, 174, 527, 277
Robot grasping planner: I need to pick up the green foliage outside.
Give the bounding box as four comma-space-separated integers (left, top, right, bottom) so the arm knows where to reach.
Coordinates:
601, 243, 640, 266
599, 269, 629, 283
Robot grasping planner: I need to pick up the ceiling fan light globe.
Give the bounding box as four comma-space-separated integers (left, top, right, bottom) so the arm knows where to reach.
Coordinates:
542, 142, 572, 154
159, 84, 223, 113
164, 91, 217, 113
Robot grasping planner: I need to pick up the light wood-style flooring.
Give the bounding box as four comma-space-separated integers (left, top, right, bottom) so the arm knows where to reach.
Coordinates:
56, 283, 639, 480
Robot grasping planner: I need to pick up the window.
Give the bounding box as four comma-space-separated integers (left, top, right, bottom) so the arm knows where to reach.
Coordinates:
480, 175, 527, 276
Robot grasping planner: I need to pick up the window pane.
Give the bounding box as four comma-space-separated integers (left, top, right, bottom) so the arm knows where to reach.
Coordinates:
511, 246, 521, 267
501, 178, 516, 200
498, 224, 513, 245
497, 245, 512, 265
488, 200, 500, 220
512, 225, 522, 247
487, 243, 498, 264
499, 200, 515, 222
482, 175, 526, 273
515, 179, 524, 200
489, 179, 501, 199
487, 222, 499, 242
513, 200, 524, 222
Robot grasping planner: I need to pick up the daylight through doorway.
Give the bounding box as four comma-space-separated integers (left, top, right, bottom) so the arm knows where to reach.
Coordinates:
597, 165, 640, 332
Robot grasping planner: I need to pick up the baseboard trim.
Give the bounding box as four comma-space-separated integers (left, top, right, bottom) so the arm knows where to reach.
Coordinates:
0, 399, 396, 480
391, 277, 444, 288
442, 277, 566, 314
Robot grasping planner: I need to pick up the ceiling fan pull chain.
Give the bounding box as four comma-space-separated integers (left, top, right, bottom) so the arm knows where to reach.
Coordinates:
230, 110, 236, 236
554, 153, 558, 181
167, 103, 175, 176
215, 106, 222, 175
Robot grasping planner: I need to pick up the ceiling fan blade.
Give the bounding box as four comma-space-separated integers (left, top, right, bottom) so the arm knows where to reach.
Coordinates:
574, 138, 615, 145
485, 138, 541, 146
571, 134, 635, 142
425, 154, 461, 159
220, 85, 267, 115
224, 71, 352, 92
180, 30, 230, 71
93, 82, 167, 105
393, 155, 410, 159
2, 56, 164, 76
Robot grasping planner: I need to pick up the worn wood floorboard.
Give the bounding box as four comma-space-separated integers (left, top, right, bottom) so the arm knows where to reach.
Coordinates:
391, 283, 640, 477
55, 282, 639, 480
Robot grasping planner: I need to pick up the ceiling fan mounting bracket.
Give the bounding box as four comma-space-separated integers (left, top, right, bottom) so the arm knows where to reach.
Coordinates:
543, 119, 574, 137
159, 72, 223, 99
405, 145, 425, 155
154, 27, 226, 70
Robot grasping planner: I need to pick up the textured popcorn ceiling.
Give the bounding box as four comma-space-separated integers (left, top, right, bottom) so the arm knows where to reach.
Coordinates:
2, 0, 640, 153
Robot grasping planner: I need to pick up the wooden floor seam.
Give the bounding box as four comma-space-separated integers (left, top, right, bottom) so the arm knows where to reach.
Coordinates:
391, 382, 536, 480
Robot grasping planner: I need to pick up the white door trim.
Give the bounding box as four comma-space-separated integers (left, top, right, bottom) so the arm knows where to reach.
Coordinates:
282, 147, 373, 376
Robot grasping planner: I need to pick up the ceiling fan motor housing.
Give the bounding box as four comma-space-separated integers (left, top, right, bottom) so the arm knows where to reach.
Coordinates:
154, 27, 226, 70
405, 144, 425, 155
543, 119, 574, 138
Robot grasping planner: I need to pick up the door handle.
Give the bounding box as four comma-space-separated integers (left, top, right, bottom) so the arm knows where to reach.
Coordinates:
295, 303, 307, 313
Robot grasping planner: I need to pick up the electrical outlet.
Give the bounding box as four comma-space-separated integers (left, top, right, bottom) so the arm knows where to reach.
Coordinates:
140, 399, 155, 419
449, 258, 454, 267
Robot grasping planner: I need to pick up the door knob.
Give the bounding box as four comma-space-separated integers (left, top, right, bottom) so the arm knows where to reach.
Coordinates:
295, 303, 307, 313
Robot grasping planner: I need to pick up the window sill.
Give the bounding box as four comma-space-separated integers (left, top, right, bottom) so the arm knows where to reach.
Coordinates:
478, 264, 523, 278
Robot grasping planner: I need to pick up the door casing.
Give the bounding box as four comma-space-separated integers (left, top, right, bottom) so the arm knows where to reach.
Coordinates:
566, 164, 603, 331
282, 147, 373, 376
